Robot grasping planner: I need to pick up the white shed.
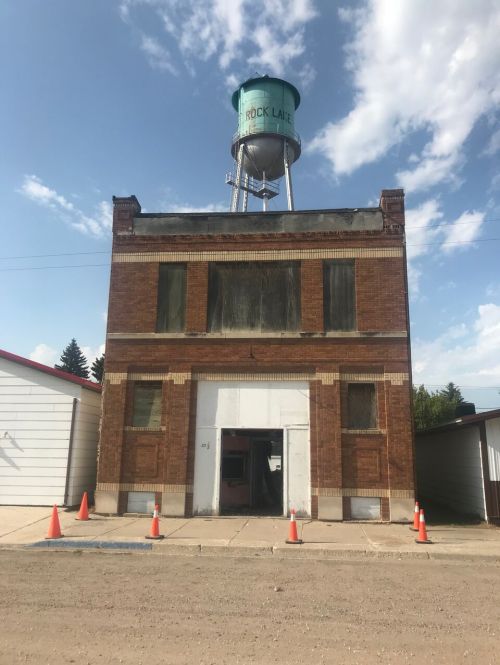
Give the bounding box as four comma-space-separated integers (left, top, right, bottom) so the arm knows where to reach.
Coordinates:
0, 349, 102, 506
416, 409, 500, 524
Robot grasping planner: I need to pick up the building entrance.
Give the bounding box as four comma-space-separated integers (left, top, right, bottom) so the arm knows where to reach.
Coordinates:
220, 429, 283, 516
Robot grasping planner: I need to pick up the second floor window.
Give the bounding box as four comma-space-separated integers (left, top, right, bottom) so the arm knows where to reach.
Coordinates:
207, 261, 300, 332
156, 263, 186, 332
324, 260, 356, 331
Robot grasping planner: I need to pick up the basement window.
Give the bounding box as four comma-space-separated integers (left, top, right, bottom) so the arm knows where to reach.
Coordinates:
347, 383, 377, 429
132, 382, 163, 428
324, 260, 356, 331
207, 261, 300, 332
350, 497, 381, 520
156, 263, 186, 332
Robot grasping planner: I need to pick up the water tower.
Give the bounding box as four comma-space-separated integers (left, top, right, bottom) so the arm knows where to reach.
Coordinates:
226, 75, 301, 212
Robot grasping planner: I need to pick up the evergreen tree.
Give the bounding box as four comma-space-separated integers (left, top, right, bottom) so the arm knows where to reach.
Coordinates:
438, 382, 465, 403
91, 354, 105, 383
55, 338, 89, 379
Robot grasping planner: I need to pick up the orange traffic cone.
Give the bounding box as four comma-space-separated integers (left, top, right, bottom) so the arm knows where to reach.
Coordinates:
285, 509, 303, 545
410, 501, 419, 531
415, 509, 432, 544
145, 504, 164, 540
46, 505, 63, 539
76, 492, 90, 521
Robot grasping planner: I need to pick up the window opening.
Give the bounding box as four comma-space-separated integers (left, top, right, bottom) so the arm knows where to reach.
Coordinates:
132, 382, 163, 428
156, 263, 186, 332
324, 260, 356, 331
347, 383, 377, 429
208, 262, 300, 332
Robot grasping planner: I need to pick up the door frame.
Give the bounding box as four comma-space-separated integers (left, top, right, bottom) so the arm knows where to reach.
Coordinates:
284, 425, 311, 517
218, 427, 287, 516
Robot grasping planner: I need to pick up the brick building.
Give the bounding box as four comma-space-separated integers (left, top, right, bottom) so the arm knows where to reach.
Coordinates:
95, 188, 415, 521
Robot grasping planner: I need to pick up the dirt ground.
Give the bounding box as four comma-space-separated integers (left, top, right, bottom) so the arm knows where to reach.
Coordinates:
0, 550, 498, 665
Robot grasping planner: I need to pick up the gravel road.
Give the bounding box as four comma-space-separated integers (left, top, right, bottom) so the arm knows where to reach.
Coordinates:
0, 550, 498, 664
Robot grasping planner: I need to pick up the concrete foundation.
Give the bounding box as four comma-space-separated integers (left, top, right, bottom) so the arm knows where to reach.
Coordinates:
318, 496, 343, 521
389, 497, 414, 522
161, 491, 186, 517
94, 490, 119, 515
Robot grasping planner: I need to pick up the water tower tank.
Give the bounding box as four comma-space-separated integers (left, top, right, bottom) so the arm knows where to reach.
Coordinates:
231, 75, 301, 181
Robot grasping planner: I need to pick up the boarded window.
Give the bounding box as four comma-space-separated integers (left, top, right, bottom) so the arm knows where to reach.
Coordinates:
132, 382, 163, 428
324, 260, 355, 331
347, 383, 377, 429
207, 261, 300, 332
156, 263, 186, 332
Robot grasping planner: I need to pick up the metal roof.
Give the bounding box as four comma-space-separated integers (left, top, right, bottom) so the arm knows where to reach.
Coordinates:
416, 408, 500, 435
0, 349, 102, 393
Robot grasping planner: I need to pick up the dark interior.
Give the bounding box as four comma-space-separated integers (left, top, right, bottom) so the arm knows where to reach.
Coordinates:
220, 428, 283, 516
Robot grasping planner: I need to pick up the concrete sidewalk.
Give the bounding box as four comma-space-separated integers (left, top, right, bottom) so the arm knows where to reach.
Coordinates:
0, 506, 499, 561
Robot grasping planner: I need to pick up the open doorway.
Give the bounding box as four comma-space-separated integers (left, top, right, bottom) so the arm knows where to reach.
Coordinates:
220, 429, 283, 516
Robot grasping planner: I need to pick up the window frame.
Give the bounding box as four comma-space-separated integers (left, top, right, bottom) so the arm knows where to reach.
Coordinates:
323, 259, 356, 332
207, 260, 301, 333
346, 382, 378, 430
156, 263, 187, 333
131, 381, 163, 429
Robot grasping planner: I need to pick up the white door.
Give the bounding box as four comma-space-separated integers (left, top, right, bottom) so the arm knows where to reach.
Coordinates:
286, 427, 311, 517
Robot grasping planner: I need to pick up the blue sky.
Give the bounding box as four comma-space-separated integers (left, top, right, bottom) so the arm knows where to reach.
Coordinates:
1, 0, 499, 410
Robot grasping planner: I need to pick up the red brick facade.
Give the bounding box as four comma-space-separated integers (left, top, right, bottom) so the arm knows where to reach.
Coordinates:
95, 190, 415, 521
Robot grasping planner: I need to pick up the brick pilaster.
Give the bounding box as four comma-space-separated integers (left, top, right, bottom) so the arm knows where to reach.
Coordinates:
301, 260, 324, 332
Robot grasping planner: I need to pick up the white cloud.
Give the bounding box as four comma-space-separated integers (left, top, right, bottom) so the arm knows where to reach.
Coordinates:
440, 210, 484, 253
81, 344, 105, 368
404, 199, 485, 295
405, 199, 443, 261
482, 126, 500, 156
308, 1, 500, 193
19, 175, 112, 238
486, 282, 500, 299
29, 344, 57, 366
412, 303, 500, 388
120, 0, 316, 78
169, 202, 227, 214
140, 34, 178, 74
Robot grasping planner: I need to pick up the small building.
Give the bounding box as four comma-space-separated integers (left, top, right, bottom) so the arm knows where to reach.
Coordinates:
416, 409, 500, 523
95, 189, 415, 521
0, 349, 101, 506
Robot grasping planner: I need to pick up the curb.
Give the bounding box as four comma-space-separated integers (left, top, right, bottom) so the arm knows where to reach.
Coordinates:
28, 540, 153, 551
3, 540, 495, 562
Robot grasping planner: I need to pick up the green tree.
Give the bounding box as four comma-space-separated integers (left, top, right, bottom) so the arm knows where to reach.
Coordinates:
412, 382, 466, 430
91, 354, 105, 383
55, 338, 89, 379
438, 382, 465, 404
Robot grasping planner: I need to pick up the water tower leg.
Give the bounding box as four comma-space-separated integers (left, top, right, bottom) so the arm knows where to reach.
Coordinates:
284, 141, 294, 211
262, 171, 269, 212
230, 144, 245, 212
242, 174, 249, 212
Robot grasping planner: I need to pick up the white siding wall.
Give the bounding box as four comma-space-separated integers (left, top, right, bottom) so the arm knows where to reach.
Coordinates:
416, 426, 486, 519
485, 417, 500, 482
66, 388, 101, 506
0, 358, 100, 506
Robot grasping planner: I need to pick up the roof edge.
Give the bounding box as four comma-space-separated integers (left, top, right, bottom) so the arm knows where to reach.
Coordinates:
416, 408, 500, 435
0, 349, 102, 393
